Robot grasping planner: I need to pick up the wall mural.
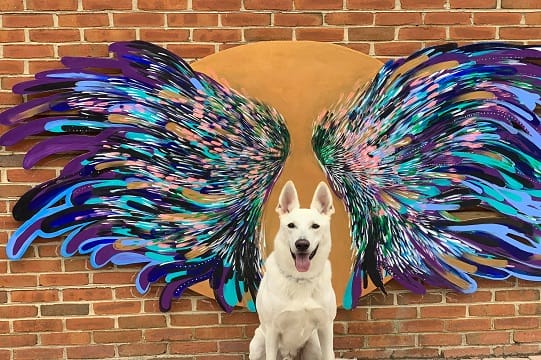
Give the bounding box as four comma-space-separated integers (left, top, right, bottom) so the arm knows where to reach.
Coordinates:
1, 41, 540, 312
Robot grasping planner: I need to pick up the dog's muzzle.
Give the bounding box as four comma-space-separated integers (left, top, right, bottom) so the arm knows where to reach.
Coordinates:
290, 242, 319, 272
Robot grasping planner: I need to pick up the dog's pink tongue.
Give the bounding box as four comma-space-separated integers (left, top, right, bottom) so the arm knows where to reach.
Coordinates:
295, 254, 310, 272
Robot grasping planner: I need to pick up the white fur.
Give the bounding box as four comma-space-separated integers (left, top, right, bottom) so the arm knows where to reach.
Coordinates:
249, 181, 337, 360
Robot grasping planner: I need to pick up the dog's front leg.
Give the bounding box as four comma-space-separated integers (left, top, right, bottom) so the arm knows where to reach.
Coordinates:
318, 322, 335, 360
264, 330, 279, 360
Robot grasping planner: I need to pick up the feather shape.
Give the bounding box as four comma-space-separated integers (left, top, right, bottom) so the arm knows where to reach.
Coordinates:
312, 43, 541, 309
0, 41, 290, 312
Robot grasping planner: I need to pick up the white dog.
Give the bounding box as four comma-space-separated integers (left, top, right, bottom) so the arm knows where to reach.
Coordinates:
249, 180, 337, 360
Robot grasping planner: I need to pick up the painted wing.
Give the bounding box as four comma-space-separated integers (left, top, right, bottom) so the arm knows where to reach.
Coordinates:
0, 41, 290, 312
312, 43, 541, 309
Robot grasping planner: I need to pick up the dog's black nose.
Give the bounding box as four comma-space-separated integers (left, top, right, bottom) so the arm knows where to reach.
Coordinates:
295, 239, 310, 252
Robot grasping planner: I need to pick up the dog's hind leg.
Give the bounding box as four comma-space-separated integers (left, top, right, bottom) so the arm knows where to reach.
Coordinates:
249, 327, 265, 360
299, 332, 322, 360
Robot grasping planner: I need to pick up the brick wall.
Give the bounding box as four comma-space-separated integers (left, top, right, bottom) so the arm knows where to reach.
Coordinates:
0, 0, 540, 359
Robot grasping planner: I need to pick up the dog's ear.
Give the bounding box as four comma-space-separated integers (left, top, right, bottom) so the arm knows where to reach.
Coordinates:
276, 180, 300, 215
310, 182, 335, 216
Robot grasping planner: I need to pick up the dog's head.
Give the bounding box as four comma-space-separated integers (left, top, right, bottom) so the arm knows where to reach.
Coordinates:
275, 180, 335, 273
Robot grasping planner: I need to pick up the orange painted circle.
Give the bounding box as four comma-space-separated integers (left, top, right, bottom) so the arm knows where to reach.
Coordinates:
190, 41, 388, 307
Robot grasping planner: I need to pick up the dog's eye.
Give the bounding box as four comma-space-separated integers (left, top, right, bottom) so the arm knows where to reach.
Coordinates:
311, 223, 320, 229
287, 223, 296, 229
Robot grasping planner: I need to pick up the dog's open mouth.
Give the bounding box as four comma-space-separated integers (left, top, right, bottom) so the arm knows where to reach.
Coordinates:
291, 245, 319, 272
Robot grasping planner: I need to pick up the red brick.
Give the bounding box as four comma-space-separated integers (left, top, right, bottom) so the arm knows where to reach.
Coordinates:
84, 29, 136, 42
221, 311, 259, 325
14, 347, 64, 360
450, 0, 497, 7
41, 332, 91, 345
144, 328, 192, 342
221, 13, 271, 26
376, 12, 421, 25
349, 321, 394, 335
167, 44, 216, 59
449, 26, 497, 39
367, 334, 415, 348
466, 331, 511, 345
326, 12, 373, 25
63, 288, 113, 301
26, 0, 78, 10
495, 289, 539, 301
0, 0, 23, 10
93, 301, 141, 315
118, 315, 167, 329
170, 341, 218, 354
0, 29, 25, 42
29, 29, 81, 42
94, 330, 142, 344
443, 347, 491, 358
3, 14, 54, 28
474, 12, 522, 25
59, 13, 109, 27
0, 305, 38, 319
425, 12, 471, 25
192, 0, 241, 10
372, 307, 416, 320
193, 29, 242, 42
420, 333, 462, 346
39, 273, 89, 286
118, 343, 167, 357
244, 28, 293, 41
518, 302, 541, 315
168, 13, 218, 27
342, 42, 371, 54
0, 274, 37, 288
13, 319, 63, 332
401, 0, 445, 8
374, 42, 423, 56
399, 26, 446, 40
10, 258, 61, 272
494, 344, 540, 356
295, 0, 342, 9
397, 292, 442, 305
446, 318, 491, 331
6, 169, 56, 183
137, 0, 188, 10
469, 303, 515, 317
140, 29, 190, 42
170, 313, 219, 327
82, 0, 133, 9
0, 334, 37, 347
335, 307, 369, 321
525, 13, 541, 25
296, 28, 344, 41
244, 0, 292, 10
445, 290, 492, 303
274, 13, 323, 26
500, 27, 541, 40
392, 348, 440, 359
502, 0, 538, 8
514, 329, 541, 343
11, 289, 60, 303
219, 339, 250, 352
494, 316, 539, 330
349, 27, 394, 41
347, 0, 394, 9
400, 319, 444, 332
113, 13, 165, 27
195, 326, 243, 340
66, 345, 116, 359
93, 271, 133, 284
66, 317, 115, 331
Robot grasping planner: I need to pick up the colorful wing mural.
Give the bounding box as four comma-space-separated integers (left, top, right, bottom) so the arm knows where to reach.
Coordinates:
2, 41, 541, 312
0, 41, 290, 312
313, 42, 541, 309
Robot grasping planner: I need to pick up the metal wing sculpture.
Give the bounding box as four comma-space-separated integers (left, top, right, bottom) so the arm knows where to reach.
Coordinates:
313, 43, 541, 309
0, 41, 290, 312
